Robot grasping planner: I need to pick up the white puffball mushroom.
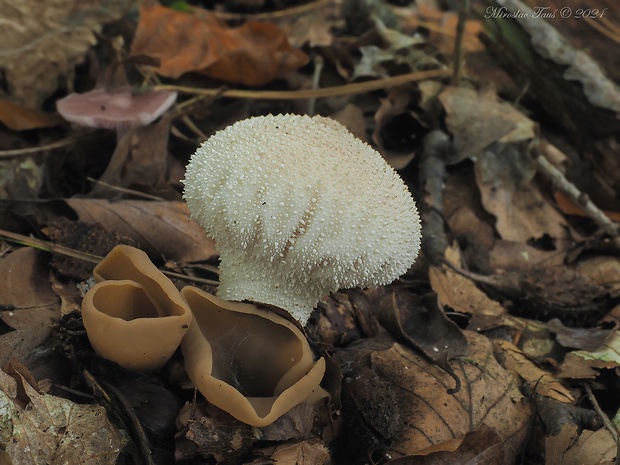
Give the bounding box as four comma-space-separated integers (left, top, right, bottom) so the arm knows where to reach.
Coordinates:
183, 114, 421, 325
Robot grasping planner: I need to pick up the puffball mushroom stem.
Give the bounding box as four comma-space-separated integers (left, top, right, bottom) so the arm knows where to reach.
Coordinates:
183, 114, 422, 325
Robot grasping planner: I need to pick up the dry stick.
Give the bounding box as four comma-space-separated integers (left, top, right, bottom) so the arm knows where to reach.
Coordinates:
84, 371, 155, 465
154, 68, 451, 100
200, 0, 330, 20
0, 228, 220, 286
86, 177, 165, 201
530, 142, 620, 242
166, 82, 226, 141
0, 229, 102, 264
138, 66, 222, 141
0, 73, 450, 158
601, 15, 620, 36
0, 132, 101, 159
585, 15, 620, 43
451, 0, 470, 86
307, 53, 324, 116
582, 382, 620, 465
181, 115, 209, 141
419, 130, 452, 266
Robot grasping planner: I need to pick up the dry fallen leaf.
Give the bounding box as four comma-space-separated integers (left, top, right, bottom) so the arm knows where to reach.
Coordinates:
331, 104, 367, 143
554, 190, 620, 222
0, 0, 131, 107
547, 318, 614, 352
64, 199, 218, 263
92, 116, 172, 193
0, 247, 59, 331
575, 256, 620, 298
387, 427, 505, 465
131, 3, 308, 86
489, 240, 564, 274
0, 99, 62, 130
545, 423, 616, 465
558, 331, 620, 379
429, 245, 507, 330
372, 87, 423, 170
0, 247, 62, 377
273, 0, 339, 47
494, 339, 574, 403
268, 440, 331, 465
375, 331, 532, 462
0, 369, 126, 465
175, 400, 253, 462
481, 0, 620, 138
376, 290, 469, 364
439, 86, 536, 162
474, 143, 569, 244
443, 168, 496, 256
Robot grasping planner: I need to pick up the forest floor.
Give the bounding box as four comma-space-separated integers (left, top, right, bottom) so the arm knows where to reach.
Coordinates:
1, 0, 620, 464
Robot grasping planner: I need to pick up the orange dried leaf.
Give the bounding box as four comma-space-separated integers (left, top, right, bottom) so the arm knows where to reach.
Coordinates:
130, 4, 308, 86
0, 99, 62, 130
554, 190, 620, 222
405, 5, 484, 54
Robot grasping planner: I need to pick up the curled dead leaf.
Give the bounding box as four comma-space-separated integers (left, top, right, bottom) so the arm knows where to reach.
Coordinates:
493, 339, 574, 403
131, 4, 308, 86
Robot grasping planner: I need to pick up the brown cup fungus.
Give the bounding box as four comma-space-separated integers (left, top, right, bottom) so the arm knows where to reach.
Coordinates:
82, 246, 326, 425
180, 286, 326, 427
81, 245, 192, 371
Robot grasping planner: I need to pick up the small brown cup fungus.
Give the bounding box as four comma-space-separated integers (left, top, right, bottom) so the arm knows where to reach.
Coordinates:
180, 286, 326, 427
81, 245, 192, 371
183, 114, 422, 325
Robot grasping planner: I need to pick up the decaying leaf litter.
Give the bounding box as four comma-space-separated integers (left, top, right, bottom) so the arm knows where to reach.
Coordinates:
0, 0, 619, 463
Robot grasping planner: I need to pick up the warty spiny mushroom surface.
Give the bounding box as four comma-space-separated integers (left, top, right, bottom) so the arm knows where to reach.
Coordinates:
183, 114, 422, 324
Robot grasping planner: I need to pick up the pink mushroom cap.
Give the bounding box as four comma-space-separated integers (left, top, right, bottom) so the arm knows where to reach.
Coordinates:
56, 89, 177, 130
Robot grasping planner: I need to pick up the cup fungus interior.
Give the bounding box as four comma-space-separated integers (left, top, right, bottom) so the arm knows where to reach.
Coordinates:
92, 282, 160, 320
183, 289, 307, 398
93, 245, 187, 318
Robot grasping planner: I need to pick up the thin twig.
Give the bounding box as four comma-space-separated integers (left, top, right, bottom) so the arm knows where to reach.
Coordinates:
0, 132, 101, 159
99, 379, 155, 465
530, 141, 620, 241
585, 16, 620, 43
451, 0, 470, 86
0, 228, 220, 286
601, 15, 620, 36
140, 70, 221, 141
0, 229, 101, 264
582, 381, 620, 465
86, 177, 165, 201
307, 53, 324, 116
196, 0, 330, 20
154, 69, 451, 100
181, 115, 209, 140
